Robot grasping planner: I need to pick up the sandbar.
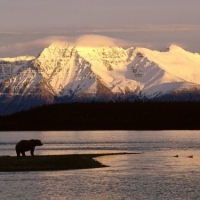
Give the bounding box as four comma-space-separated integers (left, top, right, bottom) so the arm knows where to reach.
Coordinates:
0, 152, 138, 172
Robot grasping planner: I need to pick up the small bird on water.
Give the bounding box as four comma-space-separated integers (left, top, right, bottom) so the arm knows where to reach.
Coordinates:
188, 155, 193, 158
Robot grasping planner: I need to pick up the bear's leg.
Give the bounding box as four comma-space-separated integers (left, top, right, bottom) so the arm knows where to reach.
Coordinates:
16, 150, 20, 157
30, 149, 34, 156
22, 152, 26, 156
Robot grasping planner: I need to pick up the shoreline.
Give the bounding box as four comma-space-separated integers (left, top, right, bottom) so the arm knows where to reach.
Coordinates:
0, 153, 138, 172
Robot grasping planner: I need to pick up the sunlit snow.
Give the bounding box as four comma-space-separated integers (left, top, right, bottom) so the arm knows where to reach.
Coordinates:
1, 39, 200, 99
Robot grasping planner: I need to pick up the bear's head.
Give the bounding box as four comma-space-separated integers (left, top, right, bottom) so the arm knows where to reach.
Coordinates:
32, 139, 43, 146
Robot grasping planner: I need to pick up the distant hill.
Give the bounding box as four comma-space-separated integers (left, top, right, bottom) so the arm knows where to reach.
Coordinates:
0, 102, 200, 131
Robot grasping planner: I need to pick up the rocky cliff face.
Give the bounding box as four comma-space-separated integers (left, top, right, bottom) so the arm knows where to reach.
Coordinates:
1, 43, 200, 115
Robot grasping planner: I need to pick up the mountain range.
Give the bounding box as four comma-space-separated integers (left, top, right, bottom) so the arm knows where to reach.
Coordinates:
1, 42, 200, 115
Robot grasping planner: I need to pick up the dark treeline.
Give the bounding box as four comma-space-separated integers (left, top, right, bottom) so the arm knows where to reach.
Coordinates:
0, 101, 200, 131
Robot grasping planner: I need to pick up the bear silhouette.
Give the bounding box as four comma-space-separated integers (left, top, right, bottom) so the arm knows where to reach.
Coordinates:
15, 139, 43, 157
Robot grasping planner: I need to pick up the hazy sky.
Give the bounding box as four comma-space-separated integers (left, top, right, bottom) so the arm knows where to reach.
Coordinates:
0, 0, 200, 56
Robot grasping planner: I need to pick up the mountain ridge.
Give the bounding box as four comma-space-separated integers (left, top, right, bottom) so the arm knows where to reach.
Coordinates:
0, 42, 200, 115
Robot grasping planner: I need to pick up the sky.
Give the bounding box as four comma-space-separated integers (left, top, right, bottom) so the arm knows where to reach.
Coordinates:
0, 0, 200, 57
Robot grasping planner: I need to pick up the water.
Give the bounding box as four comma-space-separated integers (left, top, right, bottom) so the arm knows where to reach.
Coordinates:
0, 131, 200, 199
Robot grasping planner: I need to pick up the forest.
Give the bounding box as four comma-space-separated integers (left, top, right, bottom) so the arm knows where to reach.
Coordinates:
0, 101, 200, 131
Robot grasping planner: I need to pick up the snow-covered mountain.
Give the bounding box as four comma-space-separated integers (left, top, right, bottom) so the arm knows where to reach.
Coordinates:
1, 43, 200, 115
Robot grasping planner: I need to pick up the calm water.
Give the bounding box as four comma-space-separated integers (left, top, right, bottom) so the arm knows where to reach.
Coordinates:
0, 131, 200, 199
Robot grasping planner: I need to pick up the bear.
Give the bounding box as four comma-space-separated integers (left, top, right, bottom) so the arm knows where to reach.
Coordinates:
15, 139, 43, 157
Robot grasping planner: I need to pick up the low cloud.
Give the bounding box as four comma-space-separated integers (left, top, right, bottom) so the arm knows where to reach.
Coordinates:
0, 35, 130, 57
0, 36, 73, 57
1, 24, 200, 57
74, 34, 129, 47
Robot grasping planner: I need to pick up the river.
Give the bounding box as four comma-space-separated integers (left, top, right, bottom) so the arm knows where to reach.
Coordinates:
0, 131, 200, 199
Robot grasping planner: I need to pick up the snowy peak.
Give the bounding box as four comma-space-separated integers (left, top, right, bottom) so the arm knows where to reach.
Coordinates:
33, 43, 132, 96
33, 44, 97, 96
33, 42, 200, 98
0, 55, 35, 83
1, 42, 200, 115
134, 45, 200, 85
168, 44, 185, 52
